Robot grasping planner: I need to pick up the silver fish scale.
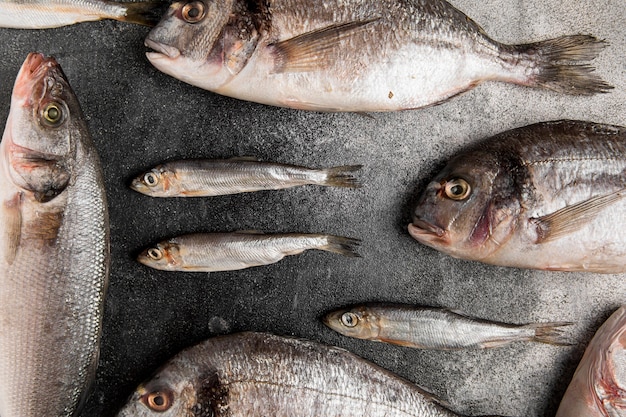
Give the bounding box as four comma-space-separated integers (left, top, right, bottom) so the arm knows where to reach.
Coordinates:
0, 140, 108, 416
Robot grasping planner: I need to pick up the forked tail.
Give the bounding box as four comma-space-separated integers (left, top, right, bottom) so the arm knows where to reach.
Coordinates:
322, 165, 363, 188
509, 35, 612, 95
529, 321, 574, 345
321, 236, 361, 257
119, 1, 168, 26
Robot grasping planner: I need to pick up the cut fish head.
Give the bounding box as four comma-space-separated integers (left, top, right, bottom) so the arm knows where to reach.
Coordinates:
409, 151, 519, 261
323, 305, 382, 340
137, 240, 182, 271
2, 53, 87, 201
145, 0, 234, 90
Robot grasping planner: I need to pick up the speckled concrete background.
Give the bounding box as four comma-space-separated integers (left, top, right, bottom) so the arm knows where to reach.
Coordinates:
0, 0, 624, 416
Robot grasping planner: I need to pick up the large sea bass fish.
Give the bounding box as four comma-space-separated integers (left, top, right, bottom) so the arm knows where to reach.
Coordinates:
0, 53, 109, 417
409, 120, 626, 273
145, 0, 611, 112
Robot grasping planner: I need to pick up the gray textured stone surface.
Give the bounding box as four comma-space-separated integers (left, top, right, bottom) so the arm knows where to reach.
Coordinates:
0, 1, 624, 416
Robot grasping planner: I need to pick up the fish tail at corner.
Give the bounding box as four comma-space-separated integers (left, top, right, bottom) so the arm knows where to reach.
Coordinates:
321, 235, 361, 258
529, 321, 575, 346
119, 0, 169, 27
323, 165, 363, 188
508, 34, 613, 95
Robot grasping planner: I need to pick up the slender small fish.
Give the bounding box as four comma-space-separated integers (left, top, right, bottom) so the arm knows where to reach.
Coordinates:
144, 0, 611, 112
556, 306, 626, 416
116, 332, 508, 417
138, 232, 360, 271
0, 0, 166, 29
409, 120, 626, 273
130, 158, 362, 197
0, 53, 109, 417
324, 304, 572, 349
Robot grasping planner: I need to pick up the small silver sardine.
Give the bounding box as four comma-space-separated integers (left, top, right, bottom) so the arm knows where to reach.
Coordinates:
116, 332, 506, 417
409, 120, 626, 273
0, 53, 109, 417
130, 158, 361, 197
324, 304, 572, 349
137, 232, 360, 271
144, 0, 610, 112
556, 306, 626, 417
0, 0, 166, 29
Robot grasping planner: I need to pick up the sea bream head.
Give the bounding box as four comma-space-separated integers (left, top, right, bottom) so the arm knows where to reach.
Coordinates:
2, 53, 87, 202
408, 149, 523, 262
145, 0, 248, 91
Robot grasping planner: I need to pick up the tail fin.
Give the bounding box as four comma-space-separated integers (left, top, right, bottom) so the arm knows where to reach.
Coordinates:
119, 1, 168, 27
513, 35, 612, 95
322, 165, 362, 188
529, 321, 574, 345
321, 236, 361, 257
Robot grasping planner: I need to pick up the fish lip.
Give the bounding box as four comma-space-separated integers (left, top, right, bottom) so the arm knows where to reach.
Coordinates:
408, 220, 450, 246
144, 39, 181, 59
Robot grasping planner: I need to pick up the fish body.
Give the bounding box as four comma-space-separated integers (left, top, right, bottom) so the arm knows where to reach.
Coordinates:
144, 0, 610, 112
409, 120, 626, 273
0, 54, 109, 417
138, 232, 360, 271
556, 306, 626, 416
0, 0, 165, 28
130, 158, 361, 197
116, 332, 480, 417
324, 304, 572, 349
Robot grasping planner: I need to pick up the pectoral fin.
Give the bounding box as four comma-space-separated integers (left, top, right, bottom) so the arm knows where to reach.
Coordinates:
531, 189, 625, 244
3, 192, 23, 265
270, 18, 379, 73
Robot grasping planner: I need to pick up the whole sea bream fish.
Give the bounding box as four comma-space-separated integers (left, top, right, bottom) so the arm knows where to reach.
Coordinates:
409, 120, 626, 273
0, 0, 165, 29
324, 304, 572, 349
138, 231, 360, 271
130, 158, 361, 197
144, 0, 611, 112
0, 54, 109, 417
116, 332, 505, 416
555, 306, 626, 416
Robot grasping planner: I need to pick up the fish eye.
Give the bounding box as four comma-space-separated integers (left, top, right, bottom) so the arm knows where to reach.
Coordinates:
141, 389, 173, 412
41, 102, 64, 126
182, 1, 206, 23
144, 171, 160, 187
444, 178, 471, 200
147, 248, 163, 260
341, 312, 359, 327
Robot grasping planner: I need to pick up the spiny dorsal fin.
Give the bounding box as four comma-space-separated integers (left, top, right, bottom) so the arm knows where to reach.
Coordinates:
531, 189, 625, 243
270, 18, 380, 73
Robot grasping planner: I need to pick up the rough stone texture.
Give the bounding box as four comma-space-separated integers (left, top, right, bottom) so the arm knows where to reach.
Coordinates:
0, 1, 624, 416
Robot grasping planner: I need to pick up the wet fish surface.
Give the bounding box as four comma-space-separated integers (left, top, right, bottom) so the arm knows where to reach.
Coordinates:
556, 306, 626, 416
130, 158, 361, 197
324, 303, 572, 349
409, 120, 626, 273
0, 0, 165, 29
144, 0, 610, 112
0, 54, 109, 417
116, 332, 503, 417
138, 231, 360, 271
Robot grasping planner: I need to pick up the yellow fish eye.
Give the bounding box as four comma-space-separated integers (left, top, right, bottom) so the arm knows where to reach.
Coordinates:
341, 312, 359, 327
144, 172, 160, 187
42, 102, 64, 126
182, 1, 206, 23
141, 389, 173, 412
147, 248, 163, 260
444, 178, 471, 200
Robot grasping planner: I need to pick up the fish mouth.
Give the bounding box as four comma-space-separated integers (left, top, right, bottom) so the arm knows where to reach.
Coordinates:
145, 39, 181, 60
407, 220, 449, 245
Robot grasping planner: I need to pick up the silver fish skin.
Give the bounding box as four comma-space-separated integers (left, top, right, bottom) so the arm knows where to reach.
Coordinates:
324, 304, 573, 349
0, 54, 109, 417
144, 0, 610, 112
116, 332, 494, 417
0, 0, 166, 28
409, 120, 626, 273
137, 232, 360, 271
130, 158, 361, 197
556, 306, 626, 417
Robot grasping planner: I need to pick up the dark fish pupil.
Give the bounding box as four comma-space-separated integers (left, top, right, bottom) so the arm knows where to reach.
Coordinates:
153, 395, 164, 406
188, 7, 199, 17
451, 185, 463, 195
47, 107, 59, 120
